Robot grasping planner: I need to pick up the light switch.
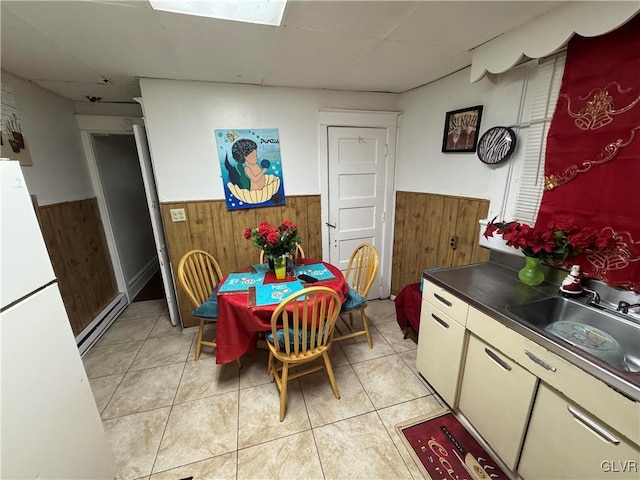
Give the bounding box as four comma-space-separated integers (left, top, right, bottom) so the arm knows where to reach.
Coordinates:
170, 208, 186, 222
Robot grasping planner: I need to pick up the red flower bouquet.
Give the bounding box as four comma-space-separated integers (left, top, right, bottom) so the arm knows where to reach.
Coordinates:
483, 217, 611, 265
244, 220, 301, 259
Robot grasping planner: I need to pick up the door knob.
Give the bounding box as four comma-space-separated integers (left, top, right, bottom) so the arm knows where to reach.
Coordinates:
326, 222, 336, 229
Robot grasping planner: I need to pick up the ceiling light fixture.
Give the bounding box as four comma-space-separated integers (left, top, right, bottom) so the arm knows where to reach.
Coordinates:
149, 0, 287, 26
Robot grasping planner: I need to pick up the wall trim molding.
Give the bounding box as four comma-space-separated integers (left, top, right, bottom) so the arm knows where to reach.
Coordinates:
76, 115, 144, 134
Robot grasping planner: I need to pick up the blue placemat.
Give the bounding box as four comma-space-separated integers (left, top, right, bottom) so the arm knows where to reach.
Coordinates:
252, 263, 270, 274
218, 272, 264, 293
255, 281, 305, 306
293, 263, 336, 281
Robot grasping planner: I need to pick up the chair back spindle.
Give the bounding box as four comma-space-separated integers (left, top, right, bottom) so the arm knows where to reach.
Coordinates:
344, 243, 379, 297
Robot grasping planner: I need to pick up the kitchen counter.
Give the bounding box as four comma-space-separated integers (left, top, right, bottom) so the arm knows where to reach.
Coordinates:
423, 260, 640, 402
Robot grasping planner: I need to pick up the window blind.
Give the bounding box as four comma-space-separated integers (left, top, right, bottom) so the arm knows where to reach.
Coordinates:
513, 53, 566, 224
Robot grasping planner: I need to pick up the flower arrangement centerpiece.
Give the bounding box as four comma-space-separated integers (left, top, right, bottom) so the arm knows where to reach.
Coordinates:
244, 220, 301, 265
483, 217, 614, 286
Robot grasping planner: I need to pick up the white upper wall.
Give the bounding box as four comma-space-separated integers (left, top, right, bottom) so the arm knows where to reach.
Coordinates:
396, 66, 528, 200
139, 79, 399, 202
1, 71, 94, 205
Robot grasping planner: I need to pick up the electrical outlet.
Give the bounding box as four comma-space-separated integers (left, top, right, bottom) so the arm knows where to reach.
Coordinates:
449, 236, 458, 250
170, 208, 186, 222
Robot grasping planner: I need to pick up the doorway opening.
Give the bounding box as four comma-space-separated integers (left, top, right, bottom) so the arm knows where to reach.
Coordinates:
91, 133, 159, 302
77, 120, 179, 354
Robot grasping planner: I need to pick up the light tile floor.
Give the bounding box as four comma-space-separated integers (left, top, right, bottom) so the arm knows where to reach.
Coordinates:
83, 298, 444, 480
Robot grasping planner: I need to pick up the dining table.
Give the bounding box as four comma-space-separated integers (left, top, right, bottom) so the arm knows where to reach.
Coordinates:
215, 258, 348, 364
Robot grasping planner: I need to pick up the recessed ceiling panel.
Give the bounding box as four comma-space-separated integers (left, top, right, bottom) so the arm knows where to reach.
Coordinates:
284, 1, 417, 38
263, 27, 378, 89
388, 1, 564, 48
0, 0, 571, 101
154, 12, 279, 83
0, 9, 104, 83
344, 41, 470, 93
4, 1, 182, 79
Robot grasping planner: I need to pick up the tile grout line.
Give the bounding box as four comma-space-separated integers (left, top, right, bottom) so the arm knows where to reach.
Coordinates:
98, 300, 418, 479
148, 358, 188, 478
136, 313, 186, 477
372, 407, 415, 478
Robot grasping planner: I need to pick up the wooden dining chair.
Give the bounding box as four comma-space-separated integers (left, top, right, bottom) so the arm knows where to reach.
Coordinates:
258, 243, 305, 264
177, 249, 240, 366
266, 286, 342, 421
333, 243, 379, 348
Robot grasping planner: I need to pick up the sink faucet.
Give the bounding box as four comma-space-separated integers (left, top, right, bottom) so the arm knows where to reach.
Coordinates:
583, 287, 600, 305
617, 301, 640, 314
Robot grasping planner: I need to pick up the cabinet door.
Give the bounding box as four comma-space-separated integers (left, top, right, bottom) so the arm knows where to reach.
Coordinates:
467, 306, 640, 447
416, 300, 467, 407
519, 383, 640, 479
458, 334, 537, 470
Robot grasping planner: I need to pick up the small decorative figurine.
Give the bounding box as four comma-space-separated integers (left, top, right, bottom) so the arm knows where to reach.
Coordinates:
560, 265, 583, 296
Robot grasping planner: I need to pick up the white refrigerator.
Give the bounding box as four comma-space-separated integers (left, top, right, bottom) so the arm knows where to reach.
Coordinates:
0, 160, 116, 479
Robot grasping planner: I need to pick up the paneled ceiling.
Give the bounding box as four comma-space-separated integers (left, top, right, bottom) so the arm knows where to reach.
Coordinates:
1, 1, 565, 103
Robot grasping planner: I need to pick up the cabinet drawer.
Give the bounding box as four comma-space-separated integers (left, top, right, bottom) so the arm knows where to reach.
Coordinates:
459, 334, 537, 470
422, 280, 468, 326
467, 306, 640, 447
519, 383, 640, 479
417, 300, 467, 407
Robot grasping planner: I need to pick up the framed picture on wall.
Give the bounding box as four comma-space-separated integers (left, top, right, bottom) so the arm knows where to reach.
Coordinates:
1, 84, 33, 166
215, 128, 286, 211
441, 105, 483, 153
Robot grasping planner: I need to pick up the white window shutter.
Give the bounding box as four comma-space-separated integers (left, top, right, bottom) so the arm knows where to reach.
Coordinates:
513, 53, 566, 224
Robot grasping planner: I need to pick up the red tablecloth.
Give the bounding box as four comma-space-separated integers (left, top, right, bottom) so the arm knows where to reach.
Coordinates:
215, 259, 348, 364
394, 283, 422, 333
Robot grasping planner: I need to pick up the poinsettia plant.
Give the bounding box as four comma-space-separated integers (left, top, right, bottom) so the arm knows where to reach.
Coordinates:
244, 220, 301, 259
483, 217, 616, 265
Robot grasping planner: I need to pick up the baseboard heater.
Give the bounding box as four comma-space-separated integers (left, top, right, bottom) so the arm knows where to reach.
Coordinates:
76, 293, 128, 356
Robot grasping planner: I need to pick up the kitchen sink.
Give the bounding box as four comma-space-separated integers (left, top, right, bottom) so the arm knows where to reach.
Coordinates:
507, 297, 640, 373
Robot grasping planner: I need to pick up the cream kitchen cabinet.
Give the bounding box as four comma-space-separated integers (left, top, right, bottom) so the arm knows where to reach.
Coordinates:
458, 334, 537, 470
416, 300, 467, 406
416, 280, 469, 407
417, 275, 640, 478
519, 383, 640, 479
467, 305, 640, 448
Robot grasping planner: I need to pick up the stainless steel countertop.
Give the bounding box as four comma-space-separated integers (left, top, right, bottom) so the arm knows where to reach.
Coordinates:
423, 261, 640, 402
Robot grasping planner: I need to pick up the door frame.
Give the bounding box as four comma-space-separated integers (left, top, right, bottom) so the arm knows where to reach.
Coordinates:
132, 123, 180, 327
78, 115, 146, 302
318, 109, 400, 298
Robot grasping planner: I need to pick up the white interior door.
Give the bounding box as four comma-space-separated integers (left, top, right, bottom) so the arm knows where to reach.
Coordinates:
133, 125, 180, 326
328, 126, 387, 298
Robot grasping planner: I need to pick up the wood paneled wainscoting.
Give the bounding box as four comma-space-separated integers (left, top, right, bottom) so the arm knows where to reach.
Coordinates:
161, 196, 321, 328
37, 198, 118, 336
391, 192, 490, 295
